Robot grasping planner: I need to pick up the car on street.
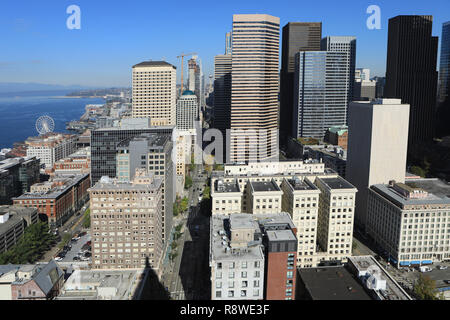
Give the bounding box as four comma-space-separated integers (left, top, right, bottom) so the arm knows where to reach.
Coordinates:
79, 231, 87, 237
73, 256, 80, 261
54, 257, 63, 262
444, 280, 450, 284
437, 265, 448, 270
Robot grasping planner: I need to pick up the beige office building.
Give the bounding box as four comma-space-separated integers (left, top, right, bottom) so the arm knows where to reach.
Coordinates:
132, 61, 176, 126
89, 170, 164, 273
229, 14, 280, 163
346, 98, 410, 230
367, 179, 450, 267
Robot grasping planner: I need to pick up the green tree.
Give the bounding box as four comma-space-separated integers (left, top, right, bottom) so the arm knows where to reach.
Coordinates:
0, 222, 56, 264
410, 166, 426, 178
82, 208, 91, 228
203, 186, 211, 200
184, 176, 193, 189
414, 274, 442, 300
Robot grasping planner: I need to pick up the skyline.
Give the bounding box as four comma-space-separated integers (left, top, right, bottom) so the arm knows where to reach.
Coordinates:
0, 0, 449, 87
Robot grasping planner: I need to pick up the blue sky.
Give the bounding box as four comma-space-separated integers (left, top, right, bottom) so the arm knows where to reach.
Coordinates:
0, 0, 449, 87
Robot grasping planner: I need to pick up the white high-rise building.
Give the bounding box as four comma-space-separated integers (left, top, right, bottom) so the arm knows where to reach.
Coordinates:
176, 90, 199, 131
132, 61, 176, 126
346, 99, 410, 230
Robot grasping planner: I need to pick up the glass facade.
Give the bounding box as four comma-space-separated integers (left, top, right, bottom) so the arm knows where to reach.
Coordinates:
439, 22, 450, 103
293, 51, 350, 139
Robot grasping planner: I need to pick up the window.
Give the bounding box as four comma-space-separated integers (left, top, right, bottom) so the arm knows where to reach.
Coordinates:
216, 291, 222, 298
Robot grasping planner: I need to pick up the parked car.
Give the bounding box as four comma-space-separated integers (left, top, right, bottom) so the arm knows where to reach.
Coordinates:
79, 231, 87, 237
84, 252, 92, 258
73, 256, 80, 261
54, 257, 63, 262
437, 265, 448, 270
444, 280, 450, 284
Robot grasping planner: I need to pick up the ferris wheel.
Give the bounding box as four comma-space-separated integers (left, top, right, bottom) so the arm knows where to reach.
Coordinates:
35, 115, 55, 135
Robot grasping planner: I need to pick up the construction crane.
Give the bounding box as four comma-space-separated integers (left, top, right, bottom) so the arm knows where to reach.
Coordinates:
177, 52, 197, 94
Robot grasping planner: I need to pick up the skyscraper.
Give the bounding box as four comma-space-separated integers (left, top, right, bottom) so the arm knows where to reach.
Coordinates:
321, 36, 356, 106
131, 61, 177, 126
229, 14, 280, 163
436, 21, 450, 138
439, 21, 450, 104
385, 15, 438, 146
346, 99, 410, 230
176, 90, 199, 131
280, 22, 322, 141
213, 54, 232, 151
225, 32, 232, 55
293, 51, 350, 139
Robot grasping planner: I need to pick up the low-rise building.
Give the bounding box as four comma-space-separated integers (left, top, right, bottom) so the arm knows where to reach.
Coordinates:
12, 174, 90, 229
51, 147, 90, 176
367, 178, 450, 267
348, 256, 412, 300
210, 213, 298, 300
0, 206, 38, 253
325, 125, 348, 150
0, 260, 64, 300
57, 269, 140, 300
25, 133, 77, 170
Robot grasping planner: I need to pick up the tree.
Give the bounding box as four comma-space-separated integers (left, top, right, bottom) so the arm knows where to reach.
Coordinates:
202, 186, 211, 200
410, 166, 426, 178
82, 208, 91, 228
0, 222, 56, 264
184, 176, 193, 189
413, 274, 442, 300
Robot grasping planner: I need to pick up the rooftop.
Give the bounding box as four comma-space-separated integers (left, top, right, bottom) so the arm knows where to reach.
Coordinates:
214, 179, 240, 193
57, 269, 139, 300
0, 206, 37, 235
299, 266, 372, 300
348, 256, 412, 300
132, 61, 176, 69
117, 133, 170, 149
266, 229, 296, 242
371, 178, 450, 208
210, 214, 264, 262
250, 180, 281, 192
318, 177, 356, 190
13, 174, 89, 200
287, 177, 317, 191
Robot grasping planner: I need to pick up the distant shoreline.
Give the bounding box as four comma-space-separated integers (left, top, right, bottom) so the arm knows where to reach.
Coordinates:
51, 96, 106, 99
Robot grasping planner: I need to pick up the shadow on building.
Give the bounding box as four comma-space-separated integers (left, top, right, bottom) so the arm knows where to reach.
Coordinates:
133, 258, 170, 300
177, 201, 211, 300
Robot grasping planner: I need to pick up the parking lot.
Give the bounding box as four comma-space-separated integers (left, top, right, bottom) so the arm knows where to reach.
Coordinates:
55, 233, 91, 263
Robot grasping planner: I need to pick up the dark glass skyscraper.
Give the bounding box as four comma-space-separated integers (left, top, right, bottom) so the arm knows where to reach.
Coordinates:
280, 22, 322, 141
436, 21, 450, 137
439, 21, 450, 104
385, 15, 438, 146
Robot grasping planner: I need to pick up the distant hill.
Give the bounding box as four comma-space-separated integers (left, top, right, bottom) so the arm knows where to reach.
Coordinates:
0, 82, 96, 93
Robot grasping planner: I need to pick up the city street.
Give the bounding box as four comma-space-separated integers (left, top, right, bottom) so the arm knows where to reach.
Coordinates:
61, 233, 91, 262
